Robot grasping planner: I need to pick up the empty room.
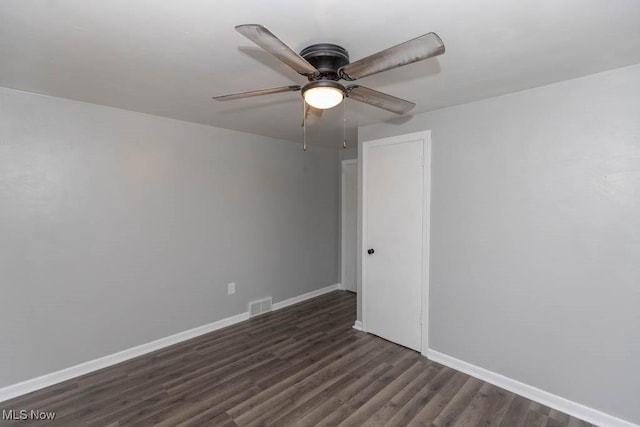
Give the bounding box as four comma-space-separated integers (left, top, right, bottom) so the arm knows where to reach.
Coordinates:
1, 0, 639, 426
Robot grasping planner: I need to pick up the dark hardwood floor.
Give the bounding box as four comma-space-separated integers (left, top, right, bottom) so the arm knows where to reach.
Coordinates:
0, 291, 593, 426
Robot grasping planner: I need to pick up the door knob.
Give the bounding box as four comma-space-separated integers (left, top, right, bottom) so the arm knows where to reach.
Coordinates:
367, 248, 375, 255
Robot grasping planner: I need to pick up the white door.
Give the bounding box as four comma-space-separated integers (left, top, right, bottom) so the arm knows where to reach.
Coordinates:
342, 160, 358, 293
363, 132, 429, 352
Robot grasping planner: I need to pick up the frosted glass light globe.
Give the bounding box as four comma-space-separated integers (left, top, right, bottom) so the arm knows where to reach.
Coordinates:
303, 86, 344, 109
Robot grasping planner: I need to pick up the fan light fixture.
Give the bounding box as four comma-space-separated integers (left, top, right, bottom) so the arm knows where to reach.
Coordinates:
302, 82, 345, 110
213, 24, 447, 150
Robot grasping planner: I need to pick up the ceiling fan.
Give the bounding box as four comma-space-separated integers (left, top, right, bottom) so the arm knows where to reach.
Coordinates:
213, 25, 446, 127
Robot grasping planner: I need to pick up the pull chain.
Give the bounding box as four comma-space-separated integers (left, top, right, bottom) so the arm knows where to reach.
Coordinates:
342, 99, 347, 149
303, 100, 308, 151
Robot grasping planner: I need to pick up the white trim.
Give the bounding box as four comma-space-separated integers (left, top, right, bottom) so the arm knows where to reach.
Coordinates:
361, 130, 432, 354
420, 132, 432, 356
426, 349, 638, 427
352, 320, 363, 331
271, 283, 341, 311
342, 159, 358, 165
0, 283, 341, 403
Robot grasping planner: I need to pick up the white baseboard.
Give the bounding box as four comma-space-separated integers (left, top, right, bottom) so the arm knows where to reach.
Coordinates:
271, 283, 340, 311
0, 283, 342, 403
353, 320, 363, 331
426, 349, 638, 427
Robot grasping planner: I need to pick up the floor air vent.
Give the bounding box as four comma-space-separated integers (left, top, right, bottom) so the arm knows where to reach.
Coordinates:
248, 297, 272, 318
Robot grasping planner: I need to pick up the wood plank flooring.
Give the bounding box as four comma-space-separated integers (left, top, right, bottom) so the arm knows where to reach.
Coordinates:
0, 291, 594, 426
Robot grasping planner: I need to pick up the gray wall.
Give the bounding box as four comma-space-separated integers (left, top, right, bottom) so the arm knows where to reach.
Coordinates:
0, 87, 339, 387
340, 147, 358, 161
359, 64, 640, 424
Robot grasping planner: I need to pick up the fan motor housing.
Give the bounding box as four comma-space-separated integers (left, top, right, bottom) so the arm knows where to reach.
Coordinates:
300, 43, 349, 80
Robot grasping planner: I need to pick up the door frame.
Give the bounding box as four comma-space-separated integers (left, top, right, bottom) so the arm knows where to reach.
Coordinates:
361, 130, 432, 355
341, 159, 358, 292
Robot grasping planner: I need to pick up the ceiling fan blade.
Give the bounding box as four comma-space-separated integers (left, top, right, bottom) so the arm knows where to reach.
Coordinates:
302, 104, 324, 127
339, 32, 445, 81
213, 85, 301, 101
235, 24, 319, 77
346, 85, 415, 114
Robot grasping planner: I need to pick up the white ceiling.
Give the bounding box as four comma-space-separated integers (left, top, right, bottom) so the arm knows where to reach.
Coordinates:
1, 0, 639, 146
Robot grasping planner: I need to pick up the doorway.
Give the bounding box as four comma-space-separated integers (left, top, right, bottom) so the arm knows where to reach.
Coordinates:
341, 159, 358, 293
361, 131, 431, 353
